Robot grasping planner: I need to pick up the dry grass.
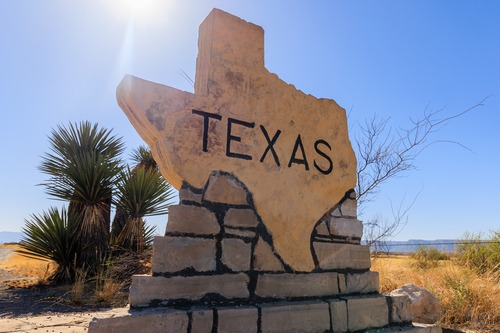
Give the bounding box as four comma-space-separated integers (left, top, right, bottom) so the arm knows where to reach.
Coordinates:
3, 243, 498, 331
94, 277, 125, 304
0, 244, 129, 306
0, 244, 55, 287
372, 255, 500, 332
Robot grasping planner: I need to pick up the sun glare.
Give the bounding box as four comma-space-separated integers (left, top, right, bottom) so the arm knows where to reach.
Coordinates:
105, 0, 174, 27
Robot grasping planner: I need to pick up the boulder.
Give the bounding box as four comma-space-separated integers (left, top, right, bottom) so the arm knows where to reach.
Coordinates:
390, 284, 441, 324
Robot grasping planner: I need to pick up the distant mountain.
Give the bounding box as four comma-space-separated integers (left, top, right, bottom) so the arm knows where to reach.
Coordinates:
0, 231, 23, 244
370, 239, 458, 253
0, 232, 463, 253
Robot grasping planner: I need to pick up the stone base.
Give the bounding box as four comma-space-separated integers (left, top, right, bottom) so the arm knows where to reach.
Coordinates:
129, 271, 380, 307
89, 297, 440, 333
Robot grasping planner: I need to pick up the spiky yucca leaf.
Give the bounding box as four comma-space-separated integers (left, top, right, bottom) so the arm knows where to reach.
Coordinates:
130, 145, 158, 171
38, 121, 124, 272
113, 167, 174, 251
143, 220, 157, 247
18, 207, 78, 283
111, 145, 156, 241
114, 167, 174, 218
39, 122, 124, 204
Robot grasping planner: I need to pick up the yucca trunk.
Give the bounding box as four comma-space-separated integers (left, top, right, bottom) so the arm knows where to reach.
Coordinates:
116, 217, 144, 252
69, 197, 112, 271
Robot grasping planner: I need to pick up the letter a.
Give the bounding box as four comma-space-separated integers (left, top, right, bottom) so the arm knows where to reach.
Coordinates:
288, 134, 309, 170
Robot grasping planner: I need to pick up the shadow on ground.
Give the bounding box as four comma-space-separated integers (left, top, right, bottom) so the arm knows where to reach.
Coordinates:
0, 286, 113, 317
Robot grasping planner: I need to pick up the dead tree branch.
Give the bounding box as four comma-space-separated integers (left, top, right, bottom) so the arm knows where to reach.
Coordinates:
355, 96, 489, 244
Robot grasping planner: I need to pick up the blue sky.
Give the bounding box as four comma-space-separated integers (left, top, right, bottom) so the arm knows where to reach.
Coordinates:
1, 0, 499, 240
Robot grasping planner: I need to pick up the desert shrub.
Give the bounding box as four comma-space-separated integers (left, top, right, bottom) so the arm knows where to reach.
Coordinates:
21, 122, 174, 284
456, 230, 500, 276
18, 207, 78, 283
411, 246, 449, 269
437, 267, 500, 329
92, 263, 127, 305
373, 255, 500, 331
70, 268, 88, 304
106, 249, 152, 286
39, 122, 124, 273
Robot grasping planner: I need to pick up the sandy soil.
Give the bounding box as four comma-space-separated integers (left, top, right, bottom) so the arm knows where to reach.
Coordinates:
0, 245, 129, 333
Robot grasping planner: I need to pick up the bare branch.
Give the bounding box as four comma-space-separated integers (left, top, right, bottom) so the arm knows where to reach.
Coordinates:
178, 70, 195, 87
355, 97, 489, 245
355, 97, 488, 207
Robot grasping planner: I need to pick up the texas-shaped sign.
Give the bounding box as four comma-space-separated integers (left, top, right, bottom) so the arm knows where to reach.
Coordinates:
117, 9, 357, 271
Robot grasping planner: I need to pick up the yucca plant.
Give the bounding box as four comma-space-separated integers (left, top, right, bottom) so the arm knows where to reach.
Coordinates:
130, 145, 158, 171
113, 166, 175, 251
18, 207, 78, 283
111, 145, 158, 242
38, 121, 124, 272
111, 145, 166, 250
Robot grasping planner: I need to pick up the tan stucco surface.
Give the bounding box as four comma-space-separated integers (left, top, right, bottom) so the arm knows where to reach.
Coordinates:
117, 9, 356, 271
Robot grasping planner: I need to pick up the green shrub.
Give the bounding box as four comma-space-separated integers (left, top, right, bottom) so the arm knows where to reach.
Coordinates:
411, 246, 450, 269
456, 230, 500, 276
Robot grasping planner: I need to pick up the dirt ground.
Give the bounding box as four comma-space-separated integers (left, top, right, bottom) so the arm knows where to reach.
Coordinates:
0, 245, 129, 333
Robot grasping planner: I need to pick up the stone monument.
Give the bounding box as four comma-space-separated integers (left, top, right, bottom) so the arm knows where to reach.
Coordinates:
89, 9, 441, 333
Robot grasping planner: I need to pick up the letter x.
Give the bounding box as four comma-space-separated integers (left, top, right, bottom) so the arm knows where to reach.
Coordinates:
259, 125, 281, 166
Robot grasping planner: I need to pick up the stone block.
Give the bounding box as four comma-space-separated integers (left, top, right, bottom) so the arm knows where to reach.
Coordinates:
203, 172, 249, 205
224, 208, 259, 228
260, 301, 331, 333
255, 272, 339, 298
88, 308, 189, 333
129, 274, 249, 307
313, 243, 371, 270
314, 221, 330, 236
190, 308, 213, 333
328, 299, 348, 333
330, 206, 342, 217
327, 217, 363, 239
253, 238, 285, 272
179, 185, 203, 203
217, 306, 258, 333
345, 271, 380, 294
152, 236, 216, 273
338, 273, 346, 294
389, 295, 413, 323
346, 295, 389, 331
225, 227, 256, 239
340, 197, 357, 217
166, 205, 219, 235
221, 238, 252, 272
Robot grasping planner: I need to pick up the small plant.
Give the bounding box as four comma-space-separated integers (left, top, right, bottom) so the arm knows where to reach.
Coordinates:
113, 166, 174, 252
70, 268, 88, 304
94, 277, 125, 305
18, 207, 78, 283
411, 246, 449, 269
92, 265, 126, 305
456, 230, 500, 276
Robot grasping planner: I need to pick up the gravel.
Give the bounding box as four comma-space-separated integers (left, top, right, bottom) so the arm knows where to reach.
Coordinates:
0, 248, 14, 262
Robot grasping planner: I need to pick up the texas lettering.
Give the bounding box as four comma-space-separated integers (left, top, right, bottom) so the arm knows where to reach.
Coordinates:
192, 109, 334, 175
